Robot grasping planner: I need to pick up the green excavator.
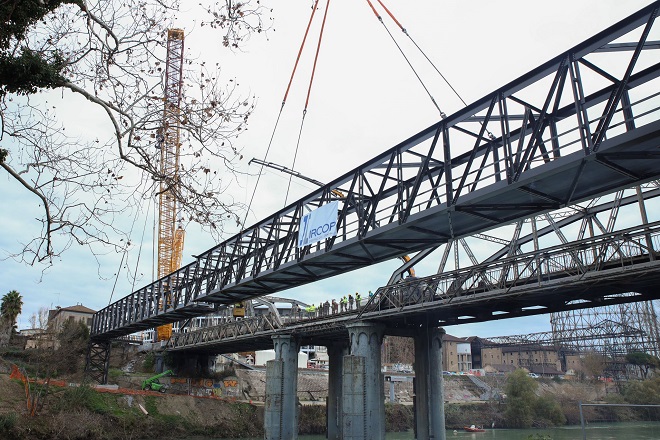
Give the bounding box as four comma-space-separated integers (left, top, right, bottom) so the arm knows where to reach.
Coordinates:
141, 369, 173, 392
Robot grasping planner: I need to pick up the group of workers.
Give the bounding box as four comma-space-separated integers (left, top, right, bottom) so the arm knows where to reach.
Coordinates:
291, 291, 375, 320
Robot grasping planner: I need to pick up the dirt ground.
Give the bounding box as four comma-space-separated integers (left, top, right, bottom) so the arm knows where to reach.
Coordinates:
0, 373, 29, 414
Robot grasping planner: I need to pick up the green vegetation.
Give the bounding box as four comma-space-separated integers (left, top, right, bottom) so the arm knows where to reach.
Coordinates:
297, 405, 325, 434
626, 352, 660, 379
1, 290, 23, 327
142, 352, 156, 373
57, 320, 90, 374
54, 385, 113, 415
0, 0, 83, 97
0, 413, 16, 434
621, 377, 660, 405
504, 369, 565, 428
0, 290, 23, 343
444, 402, 503, 430
108, 368, 125, 380
385, 403, 414, 432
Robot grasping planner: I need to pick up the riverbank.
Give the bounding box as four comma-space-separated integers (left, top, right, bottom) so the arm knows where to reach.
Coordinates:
2, 369, 658, 440
1, 347, 654, 440
1, 372, 416, 439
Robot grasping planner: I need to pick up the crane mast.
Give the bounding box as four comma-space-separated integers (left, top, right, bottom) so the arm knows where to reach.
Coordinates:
156, 29, 186, 341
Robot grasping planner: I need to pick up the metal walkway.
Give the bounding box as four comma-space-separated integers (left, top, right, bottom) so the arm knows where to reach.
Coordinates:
91, 3, 660, 340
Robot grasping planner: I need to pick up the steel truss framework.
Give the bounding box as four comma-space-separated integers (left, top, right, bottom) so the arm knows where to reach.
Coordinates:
485, 314, 658, 377
169, 185, 660, 353
85, 340, 112, 385
552, 298, 660, 359
360, 222, 660, 322
168, 216, 660, 353
167, 184, 660, 353
92, 4, 660, 340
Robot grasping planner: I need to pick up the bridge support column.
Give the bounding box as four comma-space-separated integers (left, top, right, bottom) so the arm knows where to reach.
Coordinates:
265, 335, 299, 440
414, 327, 446, 440
84, 339, 112, 384
327, 341, 348, 439
343, 322, 385, 440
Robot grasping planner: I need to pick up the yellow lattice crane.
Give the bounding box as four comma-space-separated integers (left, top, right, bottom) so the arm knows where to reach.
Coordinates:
156, 29, 186, 341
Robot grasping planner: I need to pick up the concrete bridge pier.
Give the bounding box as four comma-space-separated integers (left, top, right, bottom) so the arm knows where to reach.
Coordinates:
343, 322, 385, 440
414, 327, 446, 440
265, 335, 300, 440
327, 341, 348, 439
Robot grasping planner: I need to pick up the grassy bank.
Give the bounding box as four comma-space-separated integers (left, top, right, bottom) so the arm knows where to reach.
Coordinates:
0, 373, 415, 439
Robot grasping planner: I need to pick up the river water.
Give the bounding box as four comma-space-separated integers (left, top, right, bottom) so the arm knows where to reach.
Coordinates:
196, 421, 660, 439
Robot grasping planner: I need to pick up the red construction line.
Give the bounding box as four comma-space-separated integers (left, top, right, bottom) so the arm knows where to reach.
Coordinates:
283, 0, 320, 105
304, 0, 331, 110
376, 0, 405, 31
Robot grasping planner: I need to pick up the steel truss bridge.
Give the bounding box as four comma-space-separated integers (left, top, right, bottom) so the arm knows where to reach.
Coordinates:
167, 217, 660, 353
90, 4, 660, 347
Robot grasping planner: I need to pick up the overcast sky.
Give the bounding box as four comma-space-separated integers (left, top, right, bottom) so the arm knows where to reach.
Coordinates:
1, 0, 657, 338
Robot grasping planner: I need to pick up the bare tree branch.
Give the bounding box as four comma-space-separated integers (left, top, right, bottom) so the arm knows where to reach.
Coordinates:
0, 160, 53, 260
1, 0, 273, 265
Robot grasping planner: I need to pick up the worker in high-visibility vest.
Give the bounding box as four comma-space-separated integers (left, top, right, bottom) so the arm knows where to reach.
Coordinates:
305, 304, 317, 318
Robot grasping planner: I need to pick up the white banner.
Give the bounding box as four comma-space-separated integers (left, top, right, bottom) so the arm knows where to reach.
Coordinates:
297, 201, 338, 247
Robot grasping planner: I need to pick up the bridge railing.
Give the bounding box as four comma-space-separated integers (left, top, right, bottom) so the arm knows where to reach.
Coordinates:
169, 313, 281, 349
91, 4, 660, 338
360, 222, 660, 315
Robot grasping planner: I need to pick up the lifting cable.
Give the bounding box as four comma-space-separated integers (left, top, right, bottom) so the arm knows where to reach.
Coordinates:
242, 1, 321, 229
131, 195, 154, 291
108, 186, 150, 305
284, 0, 331, 206
376, 0, 467, 108
283, 0, 321, 106
365, 0, 445, 118
373, 0, 497, 139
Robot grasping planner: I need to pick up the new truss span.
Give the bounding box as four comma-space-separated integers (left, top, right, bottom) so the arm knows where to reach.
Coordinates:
92, 3, 660, 340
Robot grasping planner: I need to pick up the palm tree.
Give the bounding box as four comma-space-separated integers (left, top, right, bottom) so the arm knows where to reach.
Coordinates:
1, 290, 24, 331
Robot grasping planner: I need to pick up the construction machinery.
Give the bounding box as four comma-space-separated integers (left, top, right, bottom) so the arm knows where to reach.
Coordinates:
249, 158, 414, 277
249, 158, 344, 198
141, 369, 174, 392
156, 29, 186, 341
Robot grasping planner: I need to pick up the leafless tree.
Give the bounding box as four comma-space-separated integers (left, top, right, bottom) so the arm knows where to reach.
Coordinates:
0, 0, 272, 266
382, 336, 415, 365
28, 306, 50, 329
